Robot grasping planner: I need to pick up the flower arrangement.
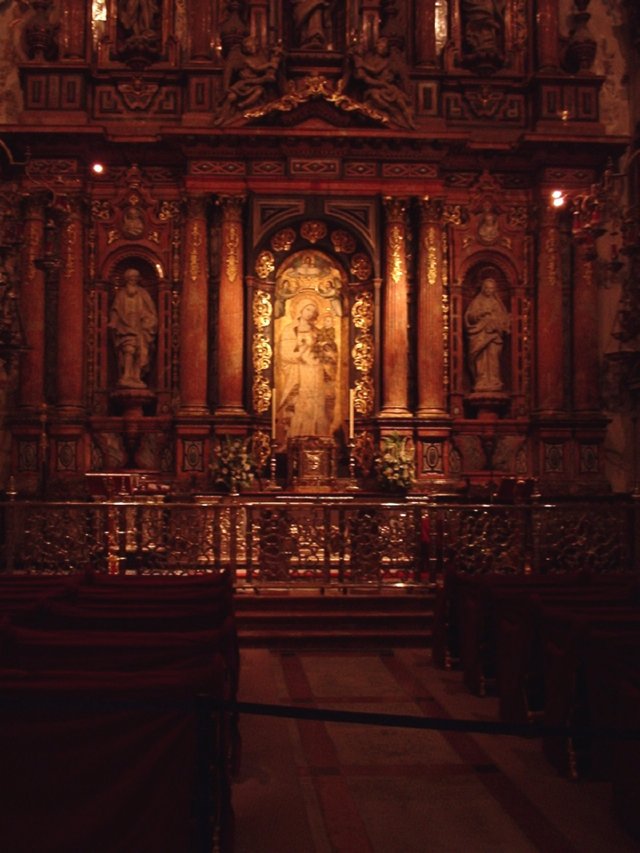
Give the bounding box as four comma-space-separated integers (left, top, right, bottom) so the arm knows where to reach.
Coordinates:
210, 436, 256, 493
374, 433, 416, 492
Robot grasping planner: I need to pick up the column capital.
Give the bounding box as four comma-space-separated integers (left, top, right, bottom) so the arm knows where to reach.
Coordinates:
383, 196, 408, 222
217, 194, 247, 221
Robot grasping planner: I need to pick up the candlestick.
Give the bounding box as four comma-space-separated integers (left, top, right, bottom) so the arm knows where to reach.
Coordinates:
349, 388, 355, 439
271, 387, 277, 440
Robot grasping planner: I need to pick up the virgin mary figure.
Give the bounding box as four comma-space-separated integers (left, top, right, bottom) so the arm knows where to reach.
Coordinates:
277, 299, 338, 441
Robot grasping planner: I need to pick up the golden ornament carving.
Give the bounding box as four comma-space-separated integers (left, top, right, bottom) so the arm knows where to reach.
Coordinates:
355, 377, 374, 416
224, 221, 241, 283
107, 229, 119, 244
300, 220, 327, 244
252, 333, 272, 372
253, 375, 271, 415
91, 200, 112, 221
251, 430, 271, 467
545, 229, 559, 287
271, 228, 296, 252
172, 230, 181, 283
189, 221, 203, 282
442, 205, 469, 226
350, 253, 372, 281
158, 200, 181, 221
253, 290, 273, 328
26, 228, 39, 283
352, 292, 374, 329
331, 230, 356, 254
352, 334, 374, 373
245, 75, 388, 126
426, 226, 438, 286
388, 224, 404, 286
64, 221, 78, 278
255, 251, 275, 280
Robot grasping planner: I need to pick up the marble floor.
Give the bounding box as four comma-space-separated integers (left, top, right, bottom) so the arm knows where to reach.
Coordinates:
232, 647, 639, 853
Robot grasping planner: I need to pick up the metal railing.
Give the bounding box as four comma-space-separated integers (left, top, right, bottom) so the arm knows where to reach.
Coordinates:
1, 494, 638, 587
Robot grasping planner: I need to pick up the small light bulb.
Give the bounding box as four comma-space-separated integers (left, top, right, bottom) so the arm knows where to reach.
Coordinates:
91, 162, 105, 175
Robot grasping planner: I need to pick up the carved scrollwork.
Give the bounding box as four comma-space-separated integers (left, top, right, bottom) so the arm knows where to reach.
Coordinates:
352, 292, 374, 330
271, 228, 297, 252
252, 333, 272, 373
253, 289, 273, 328
255, 250, 275, 280
352, 334, 374, 373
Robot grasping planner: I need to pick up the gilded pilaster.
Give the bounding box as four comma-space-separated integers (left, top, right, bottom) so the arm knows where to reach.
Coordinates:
417, 198, 447, 417
380, 197, 410, 417
217, 194, 246, 415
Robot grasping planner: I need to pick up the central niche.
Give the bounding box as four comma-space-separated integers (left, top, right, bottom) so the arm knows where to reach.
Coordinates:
273, 250, 348, 449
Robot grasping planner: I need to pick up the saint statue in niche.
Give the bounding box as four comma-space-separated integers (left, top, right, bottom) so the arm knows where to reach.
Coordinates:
464, 275, 510, 393
119, 0, 159, 37
291, 0, 333, 49
461, 0, 506, 70
108, 268, 158, 389
274, 251, 343, 447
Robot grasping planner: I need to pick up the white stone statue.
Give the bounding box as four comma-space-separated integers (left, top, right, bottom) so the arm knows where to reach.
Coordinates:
464, 276, 510, 393
109, 268, 158, 389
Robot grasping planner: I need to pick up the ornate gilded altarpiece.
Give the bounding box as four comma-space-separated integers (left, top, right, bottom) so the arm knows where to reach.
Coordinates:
0, 0, 633, 498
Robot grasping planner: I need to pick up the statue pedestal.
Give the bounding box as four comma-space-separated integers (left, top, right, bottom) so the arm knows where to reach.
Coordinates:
111, 387, 155, 419
466, 391, 509, 420
288, 436, 336, 491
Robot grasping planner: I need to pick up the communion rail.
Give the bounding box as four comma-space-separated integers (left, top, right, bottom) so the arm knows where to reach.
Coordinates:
0, 495, 638, 587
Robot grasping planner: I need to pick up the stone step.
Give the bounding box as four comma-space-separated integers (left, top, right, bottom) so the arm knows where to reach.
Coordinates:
238, 627, 432, 650
235, 591, 435, 648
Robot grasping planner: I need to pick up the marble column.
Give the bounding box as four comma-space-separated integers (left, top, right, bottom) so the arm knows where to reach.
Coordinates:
572, 233, 600, 413
417, 198, 447, 417
19, 194, 47, 412
380, 197, 410, 417
535, 196, 566, 415
180, 196, 210, 415
216, 195, 246, 414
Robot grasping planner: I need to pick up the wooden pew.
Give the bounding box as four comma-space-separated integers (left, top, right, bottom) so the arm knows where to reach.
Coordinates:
540, 605, 640, 779
0, 663, 233, 853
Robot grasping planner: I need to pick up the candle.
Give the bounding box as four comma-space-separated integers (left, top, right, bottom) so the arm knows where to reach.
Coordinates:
271, 387, 277, 440
349, 388, 355, 440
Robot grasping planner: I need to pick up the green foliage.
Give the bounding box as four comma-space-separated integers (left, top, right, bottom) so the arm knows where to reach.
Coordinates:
210, 436, 256, 490
374, 432, 416, 491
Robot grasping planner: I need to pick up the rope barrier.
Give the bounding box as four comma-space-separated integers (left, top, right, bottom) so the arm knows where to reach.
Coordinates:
225, 699, 640, 742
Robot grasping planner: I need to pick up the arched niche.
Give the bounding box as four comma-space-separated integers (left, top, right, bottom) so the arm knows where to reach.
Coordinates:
90, 250, 172, 417
247, 217, 376, 450
452, 252, 521, 419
